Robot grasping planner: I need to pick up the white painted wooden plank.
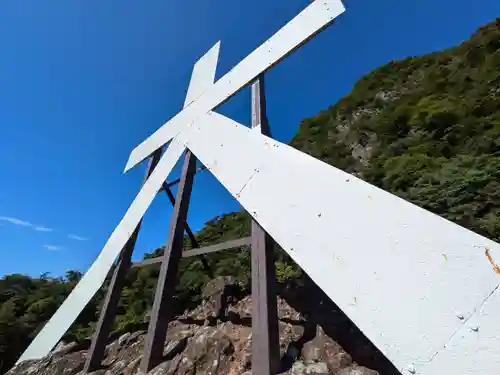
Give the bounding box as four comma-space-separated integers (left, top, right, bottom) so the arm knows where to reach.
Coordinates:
424, 286, 500, 375
241, 140, 500, 371
17, 39, 226, 363
18, 38, 226, 363
183, 112, 500, 374
17, 136, 186, 363
184, 112, 266, 197
183, 41, 220, 108
124, 0, 346, 172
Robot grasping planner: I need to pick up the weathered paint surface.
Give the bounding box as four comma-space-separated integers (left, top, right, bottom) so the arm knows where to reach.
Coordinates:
423, 285, 500, 375
181, 112, 500, 375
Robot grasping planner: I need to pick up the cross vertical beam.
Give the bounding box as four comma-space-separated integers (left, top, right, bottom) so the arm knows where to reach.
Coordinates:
83, 149, 163, 374
250, 75, 280, 375
139, 150, 198, 373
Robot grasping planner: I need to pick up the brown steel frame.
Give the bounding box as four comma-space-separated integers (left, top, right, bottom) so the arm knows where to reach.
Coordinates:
84, 75, 280, 375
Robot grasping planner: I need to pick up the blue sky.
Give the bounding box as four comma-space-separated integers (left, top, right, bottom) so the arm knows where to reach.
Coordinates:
0, 0, 498, 278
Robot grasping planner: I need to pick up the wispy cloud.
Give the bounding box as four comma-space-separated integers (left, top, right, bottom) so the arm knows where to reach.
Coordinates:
0, 216, 33, 227
68, 234, 88, 241
35, 226, 53, 232
43, 244, 61, 251
0, 215, 53, 233
1, 214, 88, 242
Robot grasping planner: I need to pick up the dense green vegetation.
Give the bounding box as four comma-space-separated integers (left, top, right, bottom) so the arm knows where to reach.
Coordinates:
1, 18, 499, 374
291, 18, 500, 241
0, 213, 301, 374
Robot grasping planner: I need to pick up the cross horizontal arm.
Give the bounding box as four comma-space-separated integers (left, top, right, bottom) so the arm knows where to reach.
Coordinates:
123, 0, 346, 172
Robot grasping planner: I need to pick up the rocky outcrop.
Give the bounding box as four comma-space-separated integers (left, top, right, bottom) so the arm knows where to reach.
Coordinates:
6, 277, 387, 375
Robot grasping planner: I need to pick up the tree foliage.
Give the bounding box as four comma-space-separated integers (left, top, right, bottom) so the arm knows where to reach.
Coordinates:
292, 18, 500, 242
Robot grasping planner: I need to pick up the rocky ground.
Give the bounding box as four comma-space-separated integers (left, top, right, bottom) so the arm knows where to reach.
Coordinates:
7, 277, 398, 375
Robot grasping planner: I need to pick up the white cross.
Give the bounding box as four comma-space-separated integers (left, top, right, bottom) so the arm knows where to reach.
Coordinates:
17, 0, 346, 363
124, 0, 346, 172
18, 2, 500, 374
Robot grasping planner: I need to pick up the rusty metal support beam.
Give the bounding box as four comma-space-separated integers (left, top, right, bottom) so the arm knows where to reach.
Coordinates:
139, 149, 197, 373
132, 236, 252, 268
163, 165, 207, 188
250, 75, 280, 375
83, 149, 163, 374
160, 181, 213, 278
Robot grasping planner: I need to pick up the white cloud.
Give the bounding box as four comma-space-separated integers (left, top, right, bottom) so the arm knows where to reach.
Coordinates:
1, 214, 89, 242
35, 226, 53, 232
0, 215, 53, 233
0, 216, 33, 226
44, 244, 61, 251
68, 234, 88, 241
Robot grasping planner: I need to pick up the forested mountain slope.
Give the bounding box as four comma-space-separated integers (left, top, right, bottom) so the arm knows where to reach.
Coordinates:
291, 19, 500, 242
1, 18, 499, 375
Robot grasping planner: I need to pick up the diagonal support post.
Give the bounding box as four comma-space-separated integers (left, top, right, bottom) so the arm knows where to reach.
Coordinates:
83, 148, 163, 373
139, 149, 198, 373
161, 182, 213, 278
250, 75, 280, 375
163, 165, 207, 188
